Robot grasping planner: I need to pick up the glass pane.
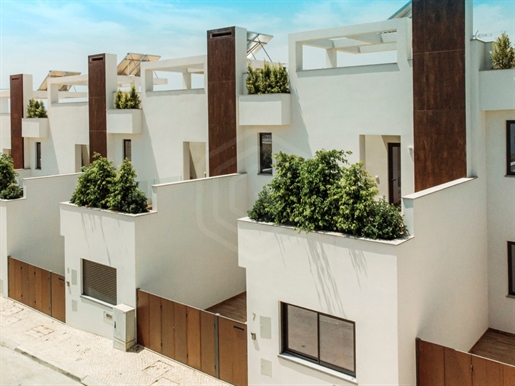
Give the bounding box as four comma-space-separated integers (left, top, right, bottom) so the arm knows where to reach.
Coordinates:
319, 315, 355, 372
286, 305, 318, 358
510, 123, 515, 174
510, 243, 515, 295
260, 133, 272, 174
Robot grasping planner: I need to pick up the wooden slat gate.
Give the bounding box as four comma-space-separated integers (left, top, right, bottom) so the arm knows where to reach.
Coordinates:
7, 256, 66, 322
417, 338, 515, 386
137, 289, 247, 386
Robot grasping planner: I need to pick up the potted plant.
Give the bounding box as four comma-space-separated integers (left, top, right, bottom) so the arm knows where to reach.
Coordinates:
22, 99, 49, 138
491, 32, 515, 69
239, 61, 291, 126
107, 85, 142, 134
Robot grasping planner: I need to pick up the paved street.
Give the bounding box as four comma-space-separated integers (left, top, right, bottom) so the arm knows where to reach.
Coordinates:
0, 296, 230, 385
0, 345, 81, 385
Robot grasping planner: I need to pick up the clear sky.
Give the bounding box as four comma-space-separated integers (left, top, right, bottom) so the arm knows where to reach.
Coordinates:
0, 0, 514, 90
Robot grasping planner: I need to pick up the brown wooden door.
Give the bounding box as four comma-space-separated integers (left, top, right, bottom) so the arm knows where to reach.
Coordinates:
174, 302, 188, 364
8, 257, 22, 302
417, 339, 445, 386
444, 348, 472, 386
137, 290, 150, 347
161, 298, 175, 358
218, 317, 247, 386
503, 365, 515, 385
200, 311, 217, 377
186, 307, 202, 370
148, 293, 162, 353
50, 273, 66, 322
34, 266, 51, 315
472, 355, 502, 386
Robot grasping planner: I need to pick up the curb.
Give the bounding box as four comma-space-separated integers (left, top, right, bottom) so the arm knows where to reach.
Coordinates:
14, 345, 84, 384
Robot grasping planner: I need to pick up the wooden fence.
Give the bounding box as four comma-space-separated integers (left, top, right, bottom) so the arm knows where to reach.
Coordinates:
417, 338, 515, 386
137, 289, 247, 386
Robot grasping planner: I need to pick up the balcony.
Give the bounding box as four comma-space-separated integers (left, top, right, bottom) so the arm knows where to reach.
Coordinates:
107, 109, 142, 134
238, 93, 291, 126
22, 118, 49, 138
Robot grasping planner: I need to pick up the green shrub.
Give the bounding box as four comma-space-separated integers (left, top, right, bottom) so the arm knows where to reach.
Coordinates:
70, 153, 116, 209
0, 153, 22, 199
248, 149, 407, 240
246, 62, 290, 95
26, 99, 47, 118
361, 198, 406, 240
108, 159, 147, 214
114, 85, 141, 109
0, 183, 23, 200
492, 32, 515, 69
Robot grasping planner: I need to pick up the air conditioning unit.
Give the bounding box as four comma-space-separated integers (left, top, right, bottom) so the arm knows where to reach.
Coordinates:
113, 304, 136, 351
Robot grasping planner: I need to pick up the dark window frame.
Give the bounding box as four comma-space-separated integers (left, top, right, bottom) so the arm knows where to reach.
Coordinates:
259, 133, 273, 175
82, 259, 117, 305
281, 302, 356, 377
35, 142, 42, 170
509, 241, 515, 297
123, 139, 132, 162
507, 121, 515, 176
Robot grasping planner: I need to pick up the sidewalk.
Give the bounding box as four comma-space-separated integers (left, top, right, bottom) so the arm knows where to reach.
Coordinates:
0, 296, 230, 385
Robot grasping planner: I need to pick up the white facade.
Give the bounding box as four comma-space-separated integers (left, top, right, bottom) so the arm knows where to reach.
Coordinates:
0, 2, 514, 385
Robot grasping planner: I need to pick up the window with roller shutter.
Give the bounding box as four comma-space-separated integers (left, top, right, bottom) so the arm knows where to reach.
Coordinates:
82, 259, 117, 305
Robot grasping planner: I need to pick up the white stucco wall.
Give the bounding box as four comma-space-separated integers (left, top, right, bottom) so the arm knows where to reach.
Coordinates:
61, 173, 247, 339
137, 173, 247, 309
397, 178, 489, 385
61, 203, 142, 338
0, 114, 10, 152
0, 173, 78, 295
240, 19, 414, 208
239, 219, 405, 385
486, 110, 515, 334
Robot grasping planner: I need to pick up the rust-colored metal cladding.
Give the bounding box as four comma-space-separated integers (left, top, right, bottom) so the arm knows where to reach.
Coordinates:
207, 27, 237, 176
88, 54, 107, 161
10, 75, 24, 169
412, 0, 467, 191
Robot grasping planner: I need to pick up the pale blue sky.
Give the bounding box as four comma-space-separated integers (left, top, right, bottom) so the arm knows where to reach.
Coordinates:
0, 0, 514, 89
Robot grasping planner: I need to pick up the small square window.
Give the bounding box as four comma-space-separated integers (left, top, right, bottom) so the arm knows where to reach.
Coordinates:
282, 303, 355, 376
507, 121, 515, 176
259, 133, 272, 175
509, 242, 515, 296
82, 259, 117, 305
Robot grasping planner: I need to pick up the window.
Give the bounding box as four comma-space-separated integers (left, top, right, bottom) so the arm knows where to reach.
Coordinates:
508, 121, 515, 176
282, 303, 355, 376
259, 133, 272, 174
36, 142, 41, 170
82, 259, 117, 305
123, 139, 132, 162
509, 242, 515, 296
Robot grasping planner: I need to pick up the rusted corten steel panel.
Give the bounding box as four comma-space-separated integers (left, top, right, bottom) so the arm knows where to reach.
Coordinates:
88, 54, 107, 161
10, 75, 24, 169
207, 27, 237, 176
412, 0, 467, 191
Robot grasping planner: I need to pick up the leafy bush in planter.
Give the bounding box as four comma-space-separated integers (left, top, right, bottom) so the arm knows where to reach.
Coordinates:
107, 159, 148, 214
70, 154, 147, 214
248, 149, 406, 240
114, 85, 141, 109
0, 153, 23, 199
26, 99, 47, 118
492, 32, 515, 69
247, 61, 290, 94
70, 153, 116, 209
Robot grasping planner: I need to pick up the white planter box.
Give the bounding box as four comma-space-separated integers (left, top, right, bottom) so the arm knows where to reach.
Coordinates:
238, 94, 291, 126
22, 118, 48, 138
107, 109, 142, 134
